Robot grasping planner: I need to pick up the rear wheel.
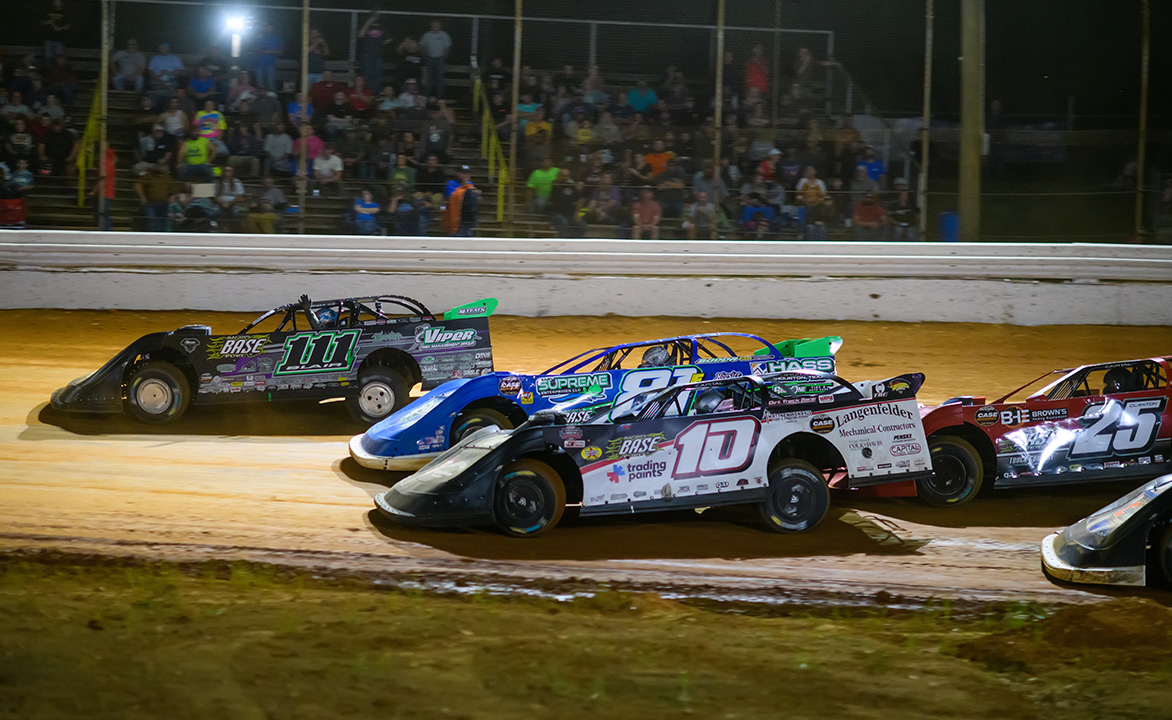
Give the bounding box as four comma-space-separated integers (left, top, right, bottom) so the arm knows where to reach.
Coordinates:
758, 459, 830, 533
494, 459, 566, 538
1158, 526, 1172, 586
126, 361, 191, 424
451, 407, 513, 444
348, 367, 409, 425
918, 435, 983, 506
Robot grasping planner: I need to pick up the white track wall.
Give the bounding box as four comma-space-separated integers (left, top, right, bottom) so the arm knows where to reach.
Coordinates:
2, 232, 1171, 326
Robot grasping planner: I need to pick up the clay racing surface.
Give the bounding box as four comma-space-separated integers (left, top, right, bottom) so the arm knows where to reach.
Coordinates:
2, 310, 1170, 607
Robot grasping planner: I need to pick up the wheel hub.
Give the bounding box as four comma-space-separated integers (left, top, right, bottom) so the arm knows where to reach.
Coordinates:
779, 480, 809, 519
502, 478, 543, 523
928, 456, 964, 494
136, 378, 173, 414
358, 381, 394, 417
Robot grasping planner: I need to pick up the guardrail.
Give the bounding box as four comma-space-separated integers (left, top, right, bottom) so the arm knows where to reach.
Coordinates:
3, 231, 1171, 283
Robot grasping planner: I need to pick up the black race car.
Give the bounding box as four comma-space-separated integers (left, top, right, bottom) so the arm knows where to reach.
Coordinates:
51, 295, 497, 425
1041, 473, 1172, 587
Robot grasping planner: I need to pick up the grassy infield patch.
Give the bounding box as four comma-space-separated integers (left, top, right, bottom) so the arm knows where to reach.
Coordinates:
2, 554, 1171, 720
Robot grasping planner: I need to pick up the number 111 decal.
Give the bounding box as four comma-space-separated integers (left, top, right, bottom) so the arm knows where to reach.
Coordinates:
275, 330, 361, 375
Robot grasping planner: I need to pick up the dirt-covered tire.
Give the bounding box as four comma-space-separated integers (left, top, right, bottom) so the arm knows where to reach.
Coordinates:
918, 435, 984, 506
494, 459, 566, 538
1157, 526, 1172, 586
126, 361, 191, 424
348, 367, 409, 425
451, 407, 513, 444
758, 459, 830, 533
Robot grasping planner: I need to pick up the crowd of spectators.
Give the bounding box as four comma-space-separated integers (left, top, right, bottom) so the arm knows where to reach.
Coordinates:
488, 48, 918, 239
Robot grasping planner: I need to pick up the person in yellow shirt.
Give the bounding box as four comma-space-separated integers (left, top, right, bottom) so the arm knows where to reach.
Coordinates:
193, 99, 227, 153
523, 107, 553, 142
177, 132, 217, 182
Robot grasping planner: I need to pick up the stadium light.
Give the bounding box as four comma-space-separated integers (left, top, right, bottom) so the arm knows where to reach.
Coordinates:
225, 15, 247, 32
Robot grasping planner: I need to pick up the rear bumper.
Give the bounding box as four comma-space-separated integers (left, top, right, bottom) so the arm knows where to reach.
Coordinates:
1040, 532, 1145, 587
349, 433, 439, 471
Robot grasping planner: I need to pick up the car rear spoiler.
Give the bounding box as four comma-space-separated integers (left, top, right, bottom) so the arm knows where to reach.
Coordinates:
758, 336, 844, 359
441, 298, 499, 320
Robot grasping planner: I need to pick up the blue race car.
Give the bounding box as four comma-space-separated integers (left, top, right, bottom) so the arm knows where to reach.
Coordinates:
349, 333, 842, 470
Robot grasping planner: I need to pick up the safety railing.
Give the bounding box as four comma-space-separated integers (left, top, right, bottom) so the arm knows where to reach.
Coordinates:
471, 63, 508, 223
75, 89, 102, 208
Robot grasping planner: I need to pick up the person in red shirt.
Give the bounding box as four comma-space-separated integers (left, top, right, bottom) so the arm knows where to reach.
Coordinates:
757, 148, 780, 183
309, 70, 348, 110
348, 75, 373, 116
745, 44, 770, 97
631, 187, 662, 239
852, 192, 887, 241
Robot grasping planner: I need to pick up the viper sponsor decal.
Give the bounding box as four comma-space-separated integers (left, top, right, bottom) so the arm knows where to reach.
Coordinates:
207, 335, 270, 359
411, 324, 481, 351
605, 433, 666, 459
536, 373, 613, 397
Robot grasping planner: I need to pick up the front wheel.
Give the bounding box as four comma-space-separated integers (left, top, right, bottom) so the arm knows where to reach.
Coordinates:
494, 459, 566, 538
126, 361, 191, 424
451, 407, 513, 444
918, 435, 983, 506
348, 368, 410, 425
758, 459, 830, 533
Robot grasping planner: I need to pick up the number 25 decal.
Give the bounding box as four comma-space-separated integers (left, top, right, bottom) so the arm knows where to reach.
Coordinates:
1069, 397, 1166, 458
275, 330, 361, 375
672, 417, 760, 480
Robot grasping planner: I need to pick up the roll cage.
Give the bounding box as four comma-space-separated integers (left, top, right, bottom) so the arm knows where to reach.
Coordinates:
237, 295, 433, 334
1038, 358, 1170, 401
540, 333, 781, 375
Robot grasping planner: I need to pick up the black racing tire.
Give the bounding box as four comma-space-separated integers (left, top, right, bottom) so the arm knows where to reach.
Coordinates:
348, 367, 410, 425
494, 459, 566, 538
450, 407, 513, 444
758, 459, 830, 533
126, 361, 191, 424
918, 435, 984, 506
1158, 526, 1172, 587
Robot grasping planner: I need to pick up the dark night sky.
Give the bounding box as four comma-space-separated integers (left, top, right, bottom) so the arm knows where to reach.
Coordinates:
7, 0, 1168, 124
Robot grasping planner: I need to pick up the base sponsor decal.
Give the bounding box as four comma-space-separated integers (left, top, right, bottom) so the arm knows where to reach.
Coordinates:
604, 433, 666, 459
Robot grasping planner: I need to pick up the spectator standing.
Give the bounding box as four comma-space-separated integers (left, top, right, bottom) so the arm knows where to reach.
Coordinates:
148, 43, 185, 94
134, 165, 173, 232
43, 55, 76, 107
357, 14, 391, 94
352, 188, 381, 235
112, 39, 146, 93
631, 187, 662, 239
177, 131, 217, 183
89, 147, 117, 231
549, 170, 586, 238
419, 20, 452, 98
396, 37, 424, 88
852, 193, 887, 241
527, 157, 559, 213
745, 44, 769, 97
307, 29, 330, 87
40, 0, 71, 64
254, 23, 284, 91
442, 165, 479, 237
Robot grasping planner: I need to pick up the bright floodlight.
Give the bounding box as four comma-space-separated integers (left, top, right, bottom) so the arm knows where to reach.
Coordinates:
225, 15, 246, 32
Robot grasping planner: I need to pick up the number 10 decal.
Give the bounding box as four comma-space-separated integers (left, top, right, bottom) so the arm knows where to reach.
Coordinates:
672, 417, 760, 480
1069, 397, 1166, 458
275, 330, 361, 375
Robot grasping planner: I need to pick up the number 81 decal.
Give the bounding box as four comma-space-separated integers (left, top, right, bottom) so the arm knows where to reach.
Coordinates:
1069, 397, 1166, 458
671, 417, 760, 480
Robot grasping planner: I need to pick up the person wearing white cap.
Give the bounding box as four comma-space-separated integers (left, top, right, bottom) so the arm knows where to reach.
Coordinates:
133, 123, 174, 175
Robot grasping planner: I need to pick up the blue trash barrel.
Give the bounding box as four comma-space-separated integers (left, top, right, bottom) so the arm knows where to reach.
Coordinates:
938, 211, 959, 242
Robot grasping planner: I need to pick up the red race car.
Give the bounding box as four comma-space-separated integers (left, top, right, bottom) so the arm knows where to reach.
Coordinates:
912, 356, 1171, 505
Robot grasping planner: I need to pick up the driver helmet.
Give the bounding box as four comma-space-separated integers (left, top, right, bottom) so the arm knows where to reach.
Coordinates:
695, 389, 726, 414
314, 308, 338, 328
1102, 367, 1131, 395
638, 345, 670, 368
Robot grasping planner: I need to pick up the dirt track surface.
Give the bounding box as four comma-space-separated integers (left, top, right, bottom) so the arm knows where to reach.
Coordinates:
2, 310, 1171, 607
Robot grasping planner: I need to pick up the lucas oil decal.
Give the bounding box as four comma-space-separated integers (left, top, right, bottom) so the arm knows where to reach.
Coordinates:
207, 335, 270, 359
